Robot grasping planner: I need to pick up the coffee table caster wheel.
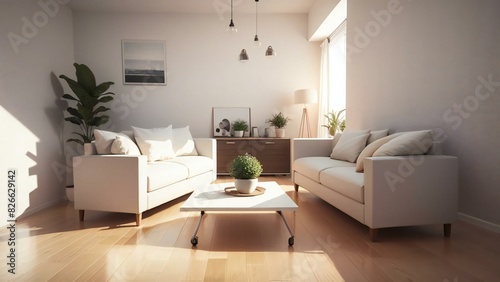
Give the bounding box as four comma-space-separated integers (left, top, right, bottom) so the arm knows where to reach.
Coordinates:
191, 236, 198, 246
288, 236, 294, 246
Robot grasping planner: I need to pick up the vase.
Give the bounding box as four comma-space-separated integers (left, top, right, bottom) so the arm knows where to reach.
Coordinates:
66, 186, 74, 202
275, 128, 285, 138
329, 128, 337, 136
234, 178, 258, 194
233, 130, 244, 137
83, 143, 94, 155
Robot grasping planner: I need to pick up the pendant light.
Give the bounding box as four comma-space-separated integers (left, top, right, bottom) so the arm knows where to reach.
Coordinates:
265, 45, 276, 57
239, 49, 249, 62
228, 0, 237, 33
253, 0, 261, 47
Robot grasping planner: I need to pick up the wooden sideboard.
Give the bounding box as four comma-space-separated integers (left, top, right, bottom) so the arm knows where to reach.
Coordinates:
216, 138, 291, 175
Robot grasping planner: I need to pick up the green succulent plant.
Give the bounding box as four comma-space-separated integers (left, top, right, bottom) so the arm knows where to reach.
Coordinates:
59, 63, 115, 145
229, 154, 263, 179
232, 119, 249, 131
266, 112, 290, 129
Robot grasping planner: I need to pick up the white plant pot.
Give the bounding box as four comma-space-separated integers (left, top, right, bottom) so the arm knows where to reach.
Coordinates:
275, 128, 285, 138
66, 187, 74, 202
83, 143, 94, 155
233, 130, 244, 137
234, 178, 258, 194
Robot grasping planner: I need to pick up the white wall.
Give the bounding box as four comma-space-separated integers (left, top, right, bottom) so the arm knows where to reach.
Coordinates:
347, 0, 500, 227
0, 0, 74, 220
73, 11, 320, 138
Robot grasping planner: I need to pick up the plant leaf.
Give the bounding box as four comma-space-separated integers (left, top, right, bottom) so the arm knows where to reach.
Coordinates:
98, 96, 114, 103
64, 116, 82, 125
62, 94, 78, 101
66, 138, 84, 145
67, 107, 83, 119
74, 63, 96, 92
93, 106, 109, 115
91, 81, 115, 97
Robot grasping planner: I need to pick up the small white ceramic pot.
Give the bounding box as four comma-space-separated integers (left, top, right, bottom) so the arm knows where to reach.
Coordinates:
234, 178, 258, 194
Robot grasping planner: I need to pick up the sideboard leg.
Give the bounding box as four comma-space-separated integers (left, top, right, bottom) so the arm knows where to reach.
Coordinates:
444, 223, 452, 237
294, 184, 299, 192
136, 213, 142, 226
369, 228, 378, 242
79, 210, 85, 221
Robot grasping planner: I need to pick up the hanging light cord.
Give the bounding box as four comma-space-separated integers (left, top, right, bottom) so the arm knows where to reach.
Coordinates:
255, 0, 258, 36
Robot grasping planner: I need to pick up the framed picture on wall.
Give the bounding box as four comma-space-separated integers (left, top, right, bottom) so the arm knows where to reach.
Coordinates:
122, 40, 166, 85
212, 107, 251, 137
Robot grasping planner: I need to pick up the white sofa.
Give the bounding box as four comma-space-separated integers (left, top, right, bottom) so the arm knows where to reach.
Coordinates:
73, 127, 216, 226
292, 130, 458, 241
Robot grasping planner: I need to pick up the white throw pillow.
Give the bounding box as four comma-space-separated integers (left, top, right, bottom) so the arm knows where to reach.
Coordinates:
111, 135, 141, 155
367, 129, 389, 144
330, 129, 371, 162
132, 125, 175, 162
373, 130, 433, 157
355, 133, 403, 172
172, 126, 198, 156
94, 129, 139, 155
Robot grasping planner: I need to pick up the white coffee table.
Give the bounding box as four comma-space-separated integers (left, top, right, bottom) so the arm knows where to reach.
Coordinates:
180, 181, 298, 246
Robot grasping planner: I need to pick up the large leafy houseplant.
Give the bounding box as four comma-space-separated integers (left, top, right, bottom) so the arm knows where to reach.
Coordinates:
59, 63, 114, 145
322, 109, 346, 136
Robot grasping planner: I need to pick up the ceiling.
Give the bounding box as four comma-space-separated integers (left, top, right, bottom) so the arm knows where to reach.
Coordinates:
67, 0, 317, 14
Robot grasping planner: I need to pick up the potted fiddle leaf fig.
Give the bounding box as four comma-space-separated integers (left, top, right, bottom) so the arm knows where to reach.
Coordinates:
229, 154, 263, 194
59, 63, 115, 151
232, 119, 248, 137
265, 112, 290, 138
322, 109, 345, 136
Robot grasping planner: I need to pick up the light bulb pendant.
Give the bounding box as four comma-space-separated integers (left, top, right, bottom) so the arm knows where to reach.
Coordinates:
254, 35, 261, 47
265, 46, 276, 57
239, 49, 249, 62
228, 19, 237, 33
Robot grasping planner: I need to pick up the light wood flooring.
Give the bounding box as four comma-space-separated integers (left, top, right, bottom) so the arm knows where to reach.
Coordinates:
1, 176, 499, 281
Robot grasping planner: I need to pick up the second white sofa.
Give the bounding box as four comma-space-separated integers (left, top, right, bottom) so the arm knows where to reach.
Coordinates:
292, 129, 458, 241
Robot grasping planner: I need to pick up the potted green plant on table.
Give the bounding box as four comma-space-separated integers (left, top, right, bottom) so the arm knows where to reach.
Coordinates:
232, 119, 248, 137
322, 109, 346, 136
59, 63, 115, 154
265, 112, 290, 138
229, 154, 263, 194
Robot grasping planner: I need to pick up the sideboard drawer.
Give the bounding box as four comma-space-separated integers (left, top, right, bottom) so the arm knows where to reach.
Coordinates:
216, 138, 290, 175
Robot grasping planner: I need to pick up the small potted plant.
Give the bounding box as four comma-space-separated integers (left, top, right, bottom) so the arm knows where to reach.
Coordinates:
322, 109, 345, 136
265, 112, 290, 138
232, 119, 248, 137
229, 153, 263, 194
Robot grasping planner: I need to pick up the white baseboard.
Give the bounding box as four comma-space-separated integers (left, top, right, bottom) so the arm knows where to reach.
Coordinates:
458, 213, 500, 233
17, 197, 67, 220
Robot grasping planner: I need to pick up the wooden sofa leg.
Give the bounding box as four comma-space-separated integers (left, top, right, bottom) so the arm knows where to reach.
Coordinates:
294, 184, 299, 192
444, 223, 452, 237
369, 228, 378, 242
79, 210, 85, 221
136, 214, 142, 226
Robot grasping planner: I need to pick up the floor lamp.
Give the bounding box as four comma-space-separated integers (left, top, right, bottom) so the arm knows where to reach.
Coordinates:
294, 89, 318, 138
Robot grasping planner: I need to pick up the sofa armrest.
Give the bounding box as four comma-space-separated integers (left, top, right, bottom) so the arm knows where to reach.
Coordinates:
364, 155, 458, 229
73, 155, 148, 214
194, 138, 217, 180
291, 138, 333, 161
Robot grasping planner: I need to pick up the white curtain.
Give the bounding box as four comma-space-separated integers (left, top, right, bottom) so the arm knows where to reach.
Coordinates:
317, 21, 346, 138
317, 39, 330, 138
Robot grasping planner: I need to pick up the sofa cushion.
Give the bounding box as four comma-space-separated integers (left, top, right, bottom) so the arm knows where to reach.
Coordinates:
165, 156, 213, 178
373, 130, 433, 157
367, 129, 389, 144
147, 161, 189, 192
172, 126, 198, 156
356, 133, 403, 172
94, 129, 140, 155
330, 129, 371, 162
294, 157, 355, 182
320, 167, 365, 203
111, 135, 141, 155
132, 125, 176, 162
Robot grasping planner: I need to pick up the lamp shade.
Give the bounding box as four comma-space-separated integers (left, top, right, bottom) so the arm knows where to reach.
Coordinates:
294, 89, 318, 104
239, 49, 249, 61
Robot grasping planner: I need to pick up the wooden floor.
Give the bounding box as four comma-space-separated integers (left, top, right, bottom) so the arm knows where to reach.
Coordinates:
1, 176, 499, 281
